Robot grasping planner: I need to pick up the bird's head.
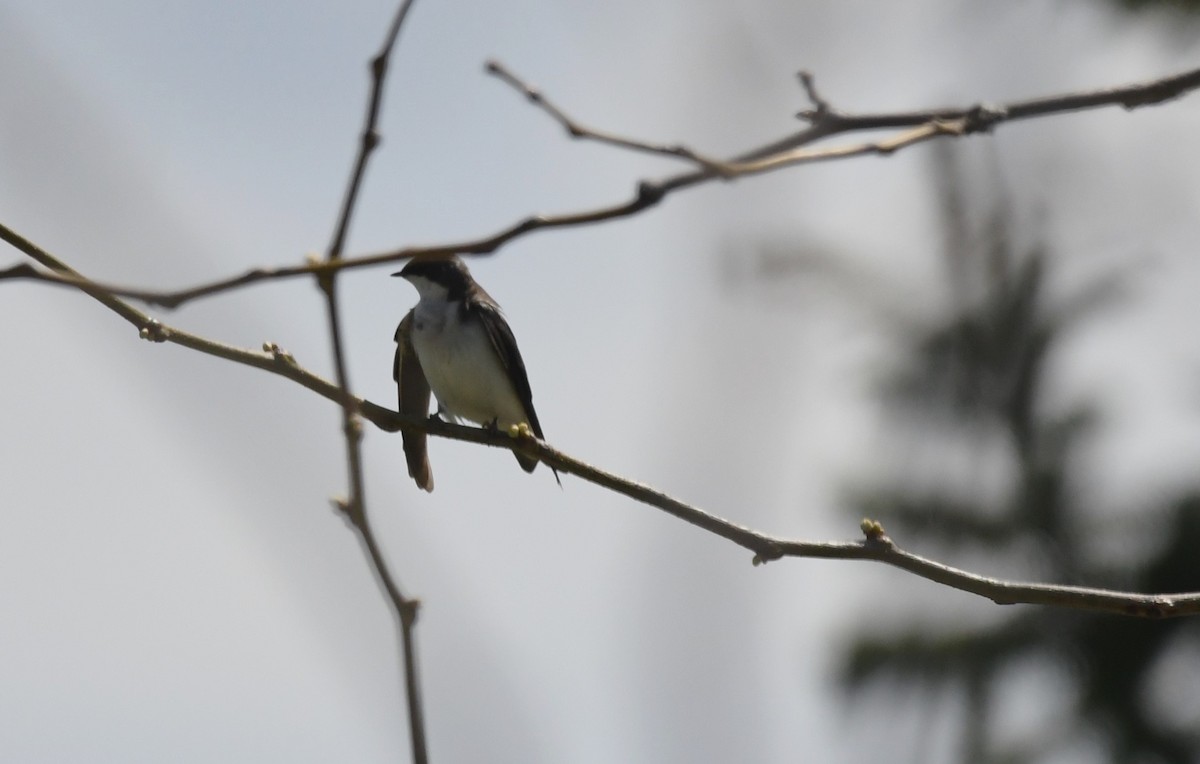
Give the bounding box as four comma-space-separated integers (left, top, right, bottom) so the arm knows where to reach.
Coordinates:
393, 256, 473, 301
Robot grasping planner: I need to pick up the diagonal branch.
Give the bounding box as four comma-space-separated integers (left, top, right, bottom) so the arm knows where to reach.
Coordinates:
6, 223, 1200, 621
5, 66, 1198, 310
485, 63, 1200, 177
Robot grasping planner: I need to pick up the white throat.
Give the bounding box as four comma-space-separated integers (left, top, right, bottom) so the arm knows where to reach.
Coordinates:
406, 287, 527, 429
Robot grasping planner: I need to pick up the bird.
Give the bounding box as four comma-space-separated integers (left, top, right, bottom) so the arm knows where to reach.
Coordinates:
392, 255, 559, 491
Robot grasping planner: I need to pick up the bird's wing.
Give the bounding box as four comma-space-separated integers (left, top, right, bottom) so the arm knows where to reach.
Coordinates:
472, 300, 561, 485
471, 300, 543, 439
394, 310, 434, 492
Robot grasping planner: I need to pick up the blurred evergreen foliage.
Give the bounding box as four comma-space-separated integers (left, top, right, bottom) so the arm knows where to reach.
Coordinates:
1117, 0, 1200, 13
838, 149, 1200, 763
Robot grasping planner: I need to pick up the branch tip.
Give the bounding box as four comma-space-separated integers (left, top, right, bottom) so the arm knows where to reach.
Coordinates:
752, 544, 784, 566
860, 518, 887, 542
138, 320, 167, 343
400, 599, 421, 626
962, 103, 1008, 134
797, 70, 829, 115
262, 342, 297, 366
370, 53, 388, 79
635, 181, 665, 205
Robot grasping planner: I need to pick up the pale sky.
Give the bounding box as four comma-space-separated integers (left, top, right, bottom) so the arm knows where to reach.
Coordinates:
3, 1, 1200, 762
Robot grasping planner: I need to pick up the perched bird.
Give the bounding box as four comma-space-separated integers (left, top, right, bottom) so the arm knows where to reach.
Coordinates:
393, 256, 559, 491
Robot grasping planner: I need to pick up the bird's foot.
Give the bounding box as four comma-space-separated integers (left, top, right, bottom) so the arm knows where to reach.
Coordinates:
507, 422, 533, 440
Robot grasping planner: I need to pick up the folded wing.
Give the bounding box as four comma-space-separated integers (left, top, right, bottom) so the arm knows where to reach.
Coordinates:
394, 310, 434, 492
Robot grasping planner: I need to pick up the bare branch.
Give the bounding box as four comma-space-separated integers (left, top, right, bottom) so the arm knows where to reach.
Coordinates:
4, 66, 1197, 311
316, 2, 428, 763
0, 247, 428, 308
484, 59, 733, 174
9, 60, 1200, 630
7, 222, 1199, 621
514, 443, 1200, 619
793, 65, 1200, 130
487, 64, 1200, 180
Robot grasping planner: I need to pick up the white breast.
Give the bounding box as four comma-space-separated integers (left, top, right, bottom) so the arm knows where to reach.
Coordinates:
410, 297, 528, 429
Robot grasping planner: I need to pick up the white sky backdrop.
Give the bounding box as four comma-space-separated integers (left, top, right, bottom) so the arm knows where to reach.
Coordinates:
3, 1, 1200, 762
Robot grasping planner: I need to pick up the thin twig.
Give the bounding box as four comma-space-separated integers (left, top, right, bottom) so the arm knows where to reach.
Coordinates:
318, 2, 428, 763
484, 59, 733, 174
6, 66, 1198, 309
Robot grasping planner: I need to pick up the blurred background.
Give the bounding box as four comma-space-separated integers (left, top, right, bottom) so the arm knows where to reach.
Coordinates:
3, 1, 1200, 762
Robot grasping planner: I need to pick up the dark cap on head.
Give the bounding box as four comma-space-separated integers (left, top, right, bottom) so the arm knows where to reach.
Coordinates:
393, 256, 473, 294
